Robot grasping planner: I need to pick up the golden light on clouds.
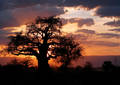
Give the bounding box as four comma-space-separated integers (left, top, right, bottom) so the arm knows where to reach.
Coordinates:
4, 25, 26, 33
62, 23, 78, 33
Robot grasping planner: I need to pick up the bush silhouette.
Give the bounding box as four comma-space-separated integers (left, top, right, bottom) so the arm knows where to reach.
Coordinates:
102, 61, 116, 72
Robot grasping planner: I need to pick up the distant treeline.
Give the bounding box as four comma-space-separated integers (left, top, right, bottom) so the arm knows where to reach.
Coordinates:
0, 57, 120, 73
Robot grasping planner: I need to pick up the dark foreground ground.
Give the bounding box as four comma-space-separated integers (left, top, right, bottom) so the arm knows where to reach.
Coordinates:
0, 60, 120, 85
0, 71, 120, 85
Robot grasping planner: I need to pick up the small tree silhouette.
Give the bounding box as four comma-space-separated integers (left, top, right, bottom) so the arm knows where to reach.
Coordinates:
83, 62, 93, 71
7, 16, 82, 72
102, 61, 115, 72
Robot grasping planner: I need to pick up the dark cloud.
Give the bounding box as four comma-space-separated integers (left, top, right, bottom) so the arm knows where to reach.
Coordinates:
0, 0, 66, 11
0, 29, 14, 44
73, 34, 89, 41
104, 20, 120, 27
76, 29, 96, 34
62, 18, 94, 27
77, 18, 94, 27
64, 0, 120, 17
66, 33, 89, 41
0, 0, 120, 17
69, 32, 120, 47
0, 0, 79, 11
0, 5, 65, 29
61, 18, 68, 25
66, 29, 96, 42
97, 33, 120, 38
0, 0, 41, 11
95, 6, 120, 17
0, 10, 20, 29
1, 0, 120, 10
109, 28, 120, 32
69, 18, 95, 27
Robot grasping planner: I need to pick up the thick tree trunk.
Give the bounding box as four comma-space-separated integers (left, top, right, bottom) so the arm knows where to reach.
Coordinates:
37, 56, 50, 73
37, 41, 50, 73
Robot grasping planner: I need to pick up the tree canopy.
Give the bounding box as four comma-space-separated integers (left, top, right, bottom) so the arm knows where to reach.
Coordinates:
7, 16, 83, 71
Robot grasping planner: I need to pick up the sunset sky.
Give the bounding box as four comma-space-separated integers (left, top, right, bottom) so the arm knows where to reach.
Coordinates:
0, 0, 120, 58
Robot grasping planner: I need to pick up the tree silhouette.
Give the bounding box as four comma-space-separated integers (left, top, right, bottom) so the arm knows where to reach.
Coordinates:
52, 36, 83, 68
7, 16, 82, 72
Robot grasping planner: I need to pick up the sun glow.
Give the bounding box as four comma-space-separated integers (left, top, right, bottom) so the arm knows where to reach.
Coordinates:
48, 57, 63, 68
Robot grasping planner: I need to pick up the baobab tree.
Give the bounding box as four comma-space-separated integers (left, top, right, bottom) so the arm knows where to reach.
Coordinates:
7, 16, 82, 72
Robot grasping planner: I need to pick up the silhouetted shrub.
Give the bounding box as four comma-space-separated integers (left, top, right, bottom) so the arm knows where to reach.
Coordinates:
2, 58, 36, 72
102, 61, 116, 72
82, 62, 94, 72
